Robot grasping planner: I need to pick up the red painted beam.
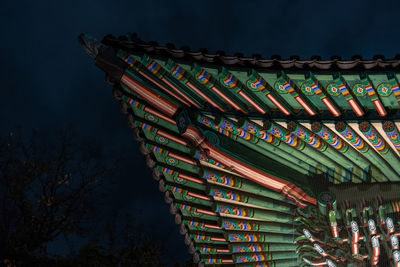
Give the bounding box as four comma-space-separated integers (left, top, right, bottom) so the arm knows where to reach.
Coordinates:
182, 126, 316, 208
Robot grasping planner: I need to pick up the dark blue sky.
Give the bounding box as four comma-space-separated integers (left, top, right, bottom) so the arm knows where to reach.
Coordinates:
2, 0, 400, 264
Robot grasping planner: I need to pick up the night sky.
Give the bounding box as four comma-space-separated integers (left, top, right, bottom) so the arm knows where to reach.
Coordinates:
2, 0, 400, 264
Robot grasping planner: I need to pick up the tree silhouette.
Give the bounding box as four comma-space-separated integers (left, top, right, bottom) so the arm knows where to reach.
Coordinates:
68, 212, 166, 266
0, 128, 114, 265
0, 128, 194, 266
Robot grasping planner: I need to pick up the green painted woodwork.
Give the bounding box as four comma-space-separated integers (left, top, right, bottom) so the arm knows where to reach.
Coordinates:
219, 67, 270, 113
136, 121, 191, 154
227, 232, 296, 243
247, 70, 293, 112
195, 246, 230, 254
119, 51, 400, 117
368, 73, 399, 108
122, 95, 180, 133
191, 63, 249, 111
234, 251, 298, 263
220, 219, 296, 235
288, 122, 368, 183
215, 203, 294, 224
146, 57, 205, 107
315, 73, 352, 111
260, 72, 303, 110
334, 122, 388, 182
196, 115, 321, 193
117, 51, 188, 108
359, 122, 400, 180
360, 122, 400, 181
91, 44, 400, 267
183, 219, 223, 234
239, 260, 299, 267
157, 166, 206, 191
197, 114, 312, 176
229, 69, 276, 110
189, 233, 228, 244
265, 120, 363, 183
165, 60, 228, 109
202, 167, 295, 205
212, 131, 316, 194
341, 74, 375, 110
122, 70, 182, 108
200, 257, 233, 265
238, 119, 342, 181
145, 143, 200, 174
166, 184, 212, 207
209, 185, 293, 214
230, 243, 297, 253
287, 73, 328, 113
174, 203, 217, 221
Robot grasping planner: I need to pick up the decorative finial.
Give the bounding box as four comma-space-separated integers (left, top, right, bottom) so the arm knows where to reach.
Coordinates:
78, 33, 106, 59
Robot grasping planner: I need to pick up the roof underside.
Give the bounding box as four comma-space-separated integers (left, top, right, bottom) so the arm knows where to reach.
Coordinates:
82, 34, 400, 266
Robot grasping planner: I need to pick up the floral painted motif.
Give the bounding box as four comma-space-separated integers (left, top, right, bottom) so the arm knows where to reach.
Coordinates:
219, 69, 240, 91
246, 73, 271, 95
236, 253, 272, 263
312, 122, 348, 153
182, 192, 195, 201
383, 121, 400, 151
191, 234, 211, 242
300, 80, 316, 96
222, 220, 258, 231
359, 122, 389, 154
216, 204, 254, 217
265, 122, 305, 150
193, 65, 215, 89
229, 233, 263, 242
288, 122, 327, 152
142, 55, 167, 79
335, 122, 369, 153
327, 83, 341, 96
144, 112, 159, 123
274, 79, 290, 94
187, 220, 208, 231
210, 188, 248, 203
377, 83, 392, 97
173, 175, 187, 184
165, 156, 179, 166
189, 208, 202, 217
155, 135, 169, 145
352, 83, 367, 97
232, 244, 266, 253
202, 170, 242, 188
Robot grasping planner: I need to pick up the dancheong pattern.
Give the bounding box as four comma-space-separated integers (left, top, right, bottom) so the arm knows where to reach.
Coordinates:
209, 187, 248, 203
222, 220, 259, 231
202, 170, 242, 188
216, 203, 254, 217
83, 33, 400, 266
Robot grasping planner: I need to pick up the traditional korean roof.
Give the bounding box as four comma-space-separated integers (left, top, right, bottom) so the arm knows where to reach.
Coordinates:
80, 34, 400, 267
102, 34, 400, 71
